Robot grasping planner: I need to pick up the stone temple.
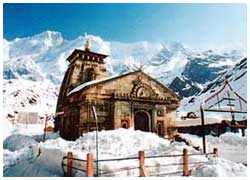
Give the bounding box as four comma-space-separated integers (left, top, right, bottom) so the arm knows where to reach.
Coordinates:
54, 39, 180, 140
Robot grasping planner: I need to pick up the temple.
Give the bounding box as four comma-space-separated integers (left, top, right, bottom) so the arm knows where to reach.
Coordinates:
54, 39, 180, 140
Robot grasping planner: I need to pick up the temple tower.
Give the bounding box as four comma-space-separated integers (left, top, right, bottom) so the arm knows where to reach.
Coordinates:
55, 39, 108, 130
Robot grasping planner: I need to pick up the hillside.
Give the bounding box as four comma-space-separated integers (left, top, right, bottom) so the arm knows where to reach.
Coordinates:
4, 31, 246, 98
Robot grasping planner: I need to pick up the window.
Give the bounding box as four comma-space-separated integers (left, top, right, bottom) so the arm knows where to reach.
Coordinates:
121, 122, 128, 129
121, 119, 130, 129
157, 121, 164, 137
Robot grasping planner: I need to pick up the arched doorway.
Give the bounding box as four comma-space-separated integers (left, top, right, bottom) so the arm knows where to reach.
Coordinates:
134, 111, 150, 132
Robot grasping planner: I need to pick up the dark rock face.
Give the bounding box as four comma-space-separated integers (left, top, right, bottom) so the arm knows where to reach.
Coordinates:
182, 59, 223, 84
3, 68, 17, 79
168, 77, 200, 98
200, 58, 247, 95
168, 55, 235, 98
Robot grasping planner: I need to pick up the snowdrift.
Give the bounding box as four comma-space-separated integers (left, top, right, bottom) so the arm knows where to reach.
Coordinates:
191, 158, 247, 177
180, 132, 247, 164
3, 128, 247, 177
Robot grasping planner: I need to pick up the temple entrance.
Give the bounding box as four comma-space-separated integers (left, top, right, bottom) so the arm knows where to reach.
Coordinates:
134, 110, 150, 132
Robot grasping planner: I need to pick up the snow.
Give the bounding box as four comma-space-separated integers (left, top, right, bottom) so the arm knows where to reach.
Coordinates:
209, 58, 235, 68
3, 127, 247, 177
175, 117, 222, 127
191, 158, 247, 177
179, 132, 247, 164
3, 31, 247, 177
4, 135, 38, 151
3, 148, 33, 172
3, 79, 58, 117
4, 30, 245, 87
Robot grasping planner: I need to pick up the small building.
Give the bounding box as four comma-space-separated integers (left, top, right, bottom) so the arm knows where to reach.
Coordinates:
173, 119, 246, 137
17, 111, 39, 124
55, 40, 180, 140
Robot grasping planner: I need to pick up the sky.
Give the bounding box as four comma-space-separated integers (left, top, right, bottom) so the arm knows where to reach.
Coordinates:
3, 3, 247, 50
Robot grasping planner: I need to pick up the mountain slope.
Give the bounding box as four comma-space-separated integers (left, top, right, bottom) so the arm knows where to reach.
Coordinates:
179, 57, 247, 120
3, 79, 59, 117
3, 31, 246, 98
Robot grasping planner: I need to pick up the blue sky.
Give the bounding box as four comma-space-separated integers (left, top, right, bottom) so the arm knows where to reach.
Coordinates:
3, 3, 246, 49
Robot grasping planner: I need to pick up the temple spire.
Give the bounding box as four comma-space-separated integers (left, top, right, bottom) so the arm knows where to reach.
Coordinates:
84, 33, 90, 51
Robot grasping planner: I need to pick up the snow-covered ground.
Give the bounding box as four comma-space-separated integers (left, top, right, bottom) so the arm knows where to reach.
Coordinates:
179, 132, 247, 164
3, 125, 247, 177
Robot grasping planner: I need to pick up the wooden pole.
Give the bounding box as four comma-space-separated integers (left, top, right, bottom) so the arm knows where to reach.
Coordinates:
86, 153, 94, 177
183, 148, 189, 176
139, 151, 147, 177
42, 115, 48, 142
66, 152, 73, 177
213, 148, 218, 157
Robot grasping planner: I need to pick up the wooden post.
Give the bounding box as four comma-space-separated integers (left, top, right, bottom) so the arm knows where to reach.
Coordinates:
86, 153, 94, 177
242, 128, 245, 137
66, 152, 73, 177
213, 148, 218, 157
139, 151, 147, 177
183, 148, 189, 176
42, 115, 48, 142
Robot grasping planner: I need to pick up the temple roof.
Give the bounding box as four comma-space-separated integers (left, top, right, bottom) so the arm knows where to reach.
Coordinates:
66, 49, 108, 62
67, 71, 134, 96
67, 70, 179, 100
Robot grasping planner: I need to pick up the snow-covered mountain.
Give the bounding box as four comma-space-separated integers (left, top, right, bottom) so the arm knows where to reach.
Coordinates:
3, 31, 246, 117
4, 31, 246, 98
179, 57, 247, 119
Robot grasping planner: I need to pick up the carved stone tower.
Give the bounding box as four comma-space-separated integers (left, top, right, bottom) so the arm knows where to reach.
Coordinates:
55, 39, 108, 131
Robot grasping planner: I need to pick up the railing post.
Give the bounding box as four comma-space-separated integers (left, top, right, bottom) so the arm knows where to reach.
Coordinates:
66, 152, 73, 177
213, 148, 218, 157
86, 153, 94, 177
183, 148, 189, 176
139, 151, 147, 177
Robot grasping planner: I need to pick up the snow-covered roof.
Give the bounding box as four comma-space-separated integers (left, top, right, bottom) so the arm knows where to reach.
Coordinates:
175, 117, 221, 127
67, 71, 133, 96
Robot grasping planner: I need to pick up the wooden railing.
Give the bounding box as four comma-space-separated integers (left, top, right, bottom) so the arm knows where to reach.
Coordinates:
61, 148, 218, 177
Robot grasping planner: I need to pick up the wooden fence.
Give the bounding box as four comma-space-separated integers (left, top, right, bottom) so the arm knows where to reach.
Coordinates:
61, 148, 218, 177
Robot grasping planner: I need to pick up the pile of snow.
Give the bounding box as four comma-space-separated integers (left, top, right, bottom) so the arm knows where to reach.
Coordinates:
180, 132, 247, 164
3, 128, 247, 177
218, 132, 247, 146
4, 135, 38, 151
3, 149, 33, 172
3, 123, 60, 176
191, 158, 247, 177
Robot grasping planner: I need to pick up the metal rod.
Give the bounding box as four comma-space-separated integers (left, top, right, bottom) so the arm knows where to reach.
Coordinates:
92, 106, 99, 177
203, 109, 247, 113
200, 106, 206, 154
42, 115, 48, 142
227, 90, 235, 121
66, 157, 87, 162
